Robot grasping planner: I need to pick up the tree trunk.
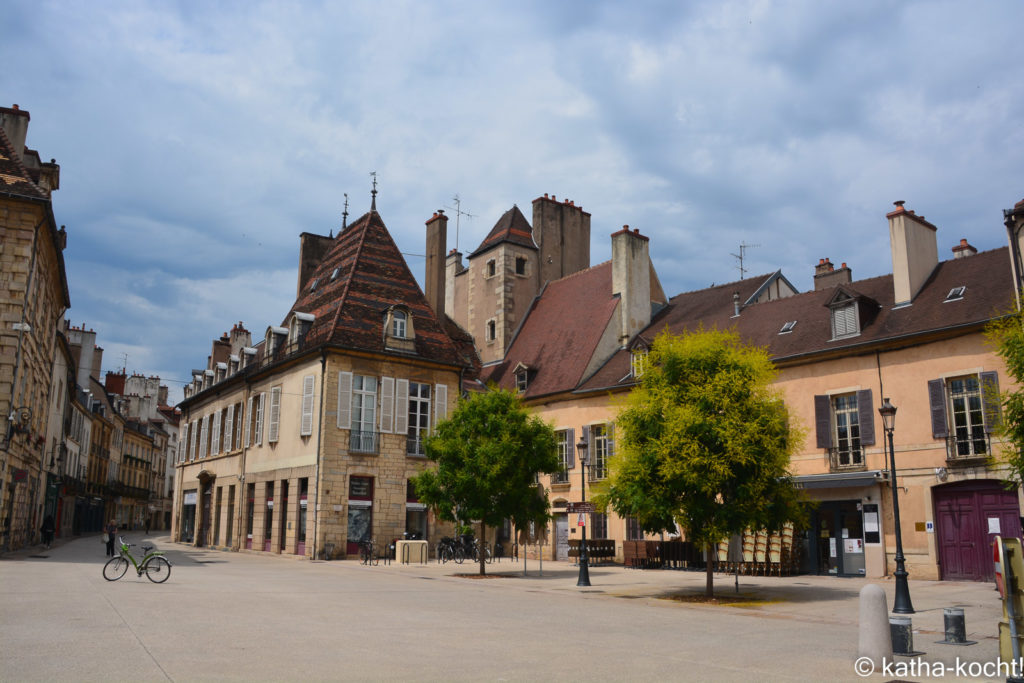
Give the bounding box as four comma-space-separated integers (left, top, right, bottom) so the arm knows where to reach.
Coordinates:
479, 520, 487, 576
705, 542, 714, 598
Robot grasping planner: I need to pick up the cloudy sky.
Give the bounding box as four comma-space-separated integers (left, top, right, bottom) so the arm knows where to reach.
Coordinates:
5, 1, 1023, 403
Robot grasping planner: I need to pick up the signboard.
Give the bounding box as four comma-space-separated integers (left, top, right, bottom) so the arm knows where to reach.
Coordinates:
566, 502, 595, 514
862, 504, 880, 544
183, 491, 197, 505
11, 468, 27, 483
577, 513, 586, 527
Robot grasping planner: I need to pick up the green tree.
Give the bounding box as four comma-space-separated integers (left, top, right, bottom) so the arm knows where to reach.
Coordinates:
603, 329, 805, 597
411, 388, 559, 575
987, 306, 1023, 483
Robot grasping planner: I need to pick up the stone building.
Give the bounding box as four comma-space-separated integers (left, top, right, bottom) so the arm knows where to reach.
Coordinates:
174, 202, 477, 559
0, 104, 70, 551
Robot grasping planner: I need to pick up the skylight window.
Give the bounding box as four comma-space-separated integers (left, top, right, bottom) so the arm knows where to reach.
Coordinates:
330, 267, 340, 281
779, 321, 797, 334
945, 286, 966, 301
309, 278, 319, 291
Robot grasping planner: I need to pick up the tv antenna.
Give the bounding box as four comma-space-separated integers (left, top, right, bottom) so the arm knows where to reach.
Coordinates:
447, 194, 476, 252
120, 352, 129, 372
731, 242, 760, 280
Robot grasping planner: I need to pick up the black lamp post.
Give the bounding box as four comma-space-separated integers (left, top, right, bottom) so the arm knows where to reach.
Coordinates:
879, 397, 914, 614
576, 435, 591, 587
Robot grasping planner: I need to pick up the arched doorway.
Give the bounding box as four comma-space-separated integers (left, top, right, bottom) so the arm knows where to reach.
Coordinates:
933, 479, 1022, 581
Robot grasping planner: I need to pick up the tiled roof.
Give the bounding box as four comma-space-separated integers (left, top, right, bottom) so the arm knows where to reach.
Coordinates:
467, 205, 536, 258
481, 261, 619, 398
578, 248, 1014, 393
282, 210, 472, 368
0, 126, 47, 200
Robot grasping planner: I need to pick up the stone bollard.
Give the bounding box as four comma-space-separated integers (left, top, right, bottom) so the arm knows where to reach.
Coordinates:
937, 607, 977, 646
858, 584, 893, 666
890, 615, 923, 656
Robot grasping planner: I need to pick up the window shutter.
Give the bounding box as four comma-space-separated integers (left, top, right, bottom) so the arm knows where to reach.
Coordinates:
190, 420, 199, 461
980, 371, 1001, 434
395, 379, 409, 435
379, 377, 394, 433
211, 412, 221, 455
927, 379, 949, 438
337, 371, 352, 430
244, 397, 253, 448
224, 404, 234, 452
607, 423, 615, 458
199, 415, 209, 459
434, 383, 448, 429
814, 395, 833, 448
256, 393, 266, 445
856, 389, 875, 446
301, 375, 315, 436
583, 424, 592, 463
180, 423, 188, 462
567, 428, 575, 469
268, 386, 282, 443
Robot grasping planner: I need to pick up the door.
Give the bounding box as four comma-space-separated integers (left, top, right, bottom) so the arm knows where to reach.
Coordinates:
555, 515, 569, 560
347, 476, 373, 556
198, 482, 213, 547
935, 480, 1023, 581
809, 501, 865, 576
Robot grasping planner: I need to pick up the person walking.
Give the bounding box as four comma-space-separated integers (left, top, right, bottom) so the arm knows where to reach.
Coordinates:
144, 516, 150, 535
104, 519, 117, 557
40, 515, 55, 549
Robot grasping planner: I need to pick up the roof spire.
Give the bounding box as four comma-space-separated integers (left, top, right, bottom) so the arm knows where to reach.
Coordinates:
342, 193, 349, 232
370, 171, 378, 212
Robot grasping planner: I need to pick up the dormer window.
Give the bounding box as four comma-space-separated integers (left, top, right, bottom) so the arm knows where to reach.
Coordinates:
265, 326, 288, 356
779, 321, 797, 334
330, 267, 340, 281
288, 312, 315, 348
513, 362, 531, 393
631, 350, 648, 378
831, 303, 857, 338
945, 286, 966, 302
392, 310, 407, 338
384, 306, 415, 352
309, 278, 319, 292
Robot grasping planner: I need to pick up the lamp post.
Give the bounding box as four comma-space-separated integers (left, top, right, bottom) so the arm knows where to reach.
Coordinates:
879, 397, 914, 614
576, 435, 591, 587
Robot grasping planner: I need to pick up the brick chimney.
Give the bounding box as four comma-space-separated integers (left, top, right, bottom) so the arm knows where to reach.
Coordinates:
424, 210, 448, 320
296, 232, 334, 297
951, 238, 977, 259
612, 226, 652, 346
0, 104, 29, 165
887, 201, 938, 306
813, 258, 853, 291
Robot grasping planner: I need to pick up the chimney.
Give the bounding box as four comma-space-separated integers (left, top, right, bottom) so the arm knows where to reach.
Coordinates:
887, 201, 938, 306
296, 232, 334, 297
424, 210, 448, 320
612, 226, 652, 345
445, 248, 463, 318
732, 292, 740, 317
105, 370, 126, 396
813, 257, 853, 291
0, 105, 30, 164
532, 193, 591, 285
951, 238, 977, 259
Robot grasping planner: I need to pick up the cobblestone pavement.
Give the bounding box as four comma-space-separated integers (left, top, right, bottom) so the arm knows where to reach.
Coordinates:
0, 534, 1007, 682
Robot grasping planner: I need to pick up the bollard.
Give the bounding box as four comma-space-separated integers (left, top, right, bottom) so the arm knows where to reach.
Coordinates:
858, 584, 893, 667
890, 615, 924, 656
936, 607, 977, 646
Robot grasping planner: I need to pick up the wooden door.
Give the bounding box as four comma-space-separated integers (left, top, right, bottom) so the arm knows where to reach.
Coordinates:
935, 480, 1022, 581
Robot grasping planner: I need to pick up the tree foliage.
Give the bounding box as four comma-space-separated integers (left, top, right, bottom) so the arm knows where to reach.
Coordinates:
410, 388, 559, 574
603, 329, 805, 596
987, 307, 1024, 484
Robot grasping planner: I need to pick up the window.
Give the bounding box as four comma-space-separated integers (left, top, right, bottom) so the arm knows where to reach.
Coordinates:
814, 390, 874, 470
929, 374, 999, 459
626, 516, 643, 541
486, 320, 496, 342
309, 277, 319, 291
351, 375, 378, 453
255, 393, 265, 445
588, 423, 612, 481
515, 257, 527, 275
392, 310, 407, 339
830, 302, 858, 339
631, 350, 647, 378
486, 259, 496, 278
552, 429, 572, 484
945, 286, 966, 302
591, 513, 608, 539
268, 387, 281, 443
407, 382, 431, 456
779, 321, 797, 334
515, 368, 528, 393
330, 267, 340, 281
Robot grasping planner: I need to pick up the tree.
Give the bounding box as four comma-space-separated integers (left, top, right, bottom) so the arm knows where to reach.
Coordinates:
603, 329, 805, 597
411, 388, 559, 575
987, 307, 1022, 483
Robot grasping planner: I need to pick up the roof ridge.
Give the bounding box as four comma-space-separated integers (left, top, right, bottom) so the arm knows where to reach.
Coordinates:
552, 259, 612, 284
329, 213, 372, 333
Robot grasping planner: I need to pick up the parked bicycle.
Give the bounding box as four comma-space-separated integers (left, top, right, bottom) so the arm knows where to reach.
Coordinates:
103, 537, 172, 583
437, 536, 464, 564
358, 539, 379, 566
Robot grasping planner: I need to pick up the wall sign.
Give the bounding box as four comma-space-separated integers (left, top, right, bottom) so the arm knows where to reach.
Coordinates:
862, 504, 880, 544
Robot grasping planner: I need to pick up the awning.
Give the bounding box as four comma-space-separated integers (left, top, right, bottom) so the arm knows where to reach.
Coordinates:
794, 470, 886, 490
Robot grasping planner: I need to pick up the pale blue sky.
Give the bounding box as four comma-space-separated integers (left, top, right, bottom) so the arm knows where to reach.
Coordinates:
5, 0, 1023, 403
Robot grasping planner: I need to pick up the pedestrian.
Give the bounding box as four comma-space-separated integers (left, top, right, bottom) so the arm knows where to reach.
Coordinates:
40, 515, 55, 549
104, 519, 117, 557
145, 516, 150, 535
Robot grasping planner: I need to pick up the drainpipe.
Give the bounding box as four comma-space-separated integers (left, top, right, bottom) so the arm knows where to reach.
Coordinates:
312, 347, 327, 561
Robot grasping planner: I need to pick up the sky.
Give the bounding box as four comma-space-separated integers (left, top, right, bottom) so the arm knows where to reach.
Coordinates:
4, 0, 1023, 405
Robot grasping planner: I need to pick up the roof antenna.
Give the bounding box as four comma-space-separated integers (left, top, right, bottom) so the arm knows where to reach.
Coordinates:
370, 171, 378, 212
341, 193, 349, 232
731, 241, 760, 280
447, 194, 476, 251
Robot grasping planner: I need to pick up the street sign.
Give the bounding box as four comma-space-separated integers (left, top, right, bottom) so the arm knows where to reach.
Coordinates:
566, 502, 595, 514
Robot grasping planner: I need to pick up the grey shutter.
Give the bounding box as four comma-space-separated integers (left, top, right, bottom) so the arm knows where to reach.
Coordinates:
300, 375, 315, 436
980, 371, 1001, 434
395, 379, 409, 435
607, 423, 615, 458
856, 389, 875, 446
814, 395, 833, 449
583, 424, 592, 465
224, 404, 234, 452
244, 397, 253, 448
927, 379, 949, 438
379, 376, 394, 433
434, 383, 448, 429
337, 371, 352, 430
566, 428, 575, 469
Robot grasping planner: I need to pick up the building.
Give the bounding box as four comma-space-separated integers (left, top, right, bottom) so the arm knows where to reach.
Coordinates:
174, 201, 477, 559
0, 104, 71, 551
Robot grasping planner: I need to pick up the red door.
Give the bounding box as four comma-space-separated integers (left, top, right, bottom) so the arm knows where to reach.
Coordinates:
934, 480, 1022, 581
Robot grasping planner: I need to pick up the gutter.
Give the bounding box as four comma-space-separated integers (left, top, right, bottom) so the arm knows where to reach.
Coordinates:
312, 347, 326, 561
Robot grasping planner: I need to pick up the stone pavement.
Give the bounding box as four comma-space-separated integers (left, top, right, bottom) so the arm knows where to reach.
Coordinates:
0, 533, 1009, 682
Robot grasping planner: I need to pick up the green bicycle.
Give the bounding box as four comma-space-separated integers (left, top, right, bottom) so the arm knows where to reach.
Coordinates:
103, 537, 172, 583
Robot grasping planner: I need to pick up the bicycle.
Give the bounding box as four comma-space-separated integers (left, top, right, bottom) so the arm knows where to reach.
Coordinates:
437, 537, 465, 564
103, 537, 172, 583
358, 539, 379, 566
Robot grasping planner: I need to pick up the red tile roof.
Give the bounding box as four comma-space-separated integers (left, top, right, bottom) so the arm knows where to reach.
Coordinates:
0, 125, 47, 200
467, 205, 536, 258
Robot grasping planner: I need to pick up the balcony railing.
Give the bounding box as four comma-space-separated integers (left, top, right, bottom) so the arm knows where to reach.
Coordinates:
829, 447, 866, 472
551, 470, 570, 485
349, 430, 378, 454
945, 435, 990, 463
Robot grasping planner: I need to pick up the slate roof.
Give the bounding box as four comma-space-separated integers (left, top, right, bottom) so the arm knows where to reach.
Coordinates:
467, 205, 536, 258
578, 247, 1015, 393
282, 209, 474, 370
480, 261, 619, 398
0, 125, 47, 200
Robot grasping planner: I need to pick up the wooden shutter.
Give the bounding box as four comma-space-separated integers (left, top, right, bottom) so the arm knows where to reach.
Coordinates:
607, 423, 615, 458
379, 377, 394, 433
256, 393, 265, 445
980, 371, 1001, 434
583, 424, 592, 464
211, 412, 221, 455
856, 389, 875, 446
199, 415, 209, 459
814, 395, 833, 448
566, 427, 575, 469
180, 423, 188, 462
927, 379, 949, 438
395, 379, 409, 435
337, 371, 352, 430
300, 375, 315, 436
244, 397, 253, 448
190, 420, 199, 460
268, 386, 282, 442
225, 404, 235, 451
434, 383, 448, 429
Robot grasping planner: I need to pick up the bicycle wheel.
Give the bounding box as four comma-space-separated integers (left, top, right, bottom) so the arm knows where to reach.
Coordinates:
454, 547, 465, 564
103, 556, 128, 581
484, 545, 493, 564
143, 556, 171, 583
440, 546, 452, 563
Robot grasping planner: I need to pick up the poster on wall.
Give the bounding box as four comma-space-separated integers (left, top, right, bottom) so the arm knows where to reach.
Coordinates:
862, 504, 880, 544
829, 537, 837, 558
844, 538, 863, 554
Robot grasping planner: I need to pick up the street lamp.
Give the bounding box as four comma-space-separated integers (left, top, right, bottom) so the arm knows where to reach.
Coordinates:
576, 435, 591, 587
879, 397, 914, 614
